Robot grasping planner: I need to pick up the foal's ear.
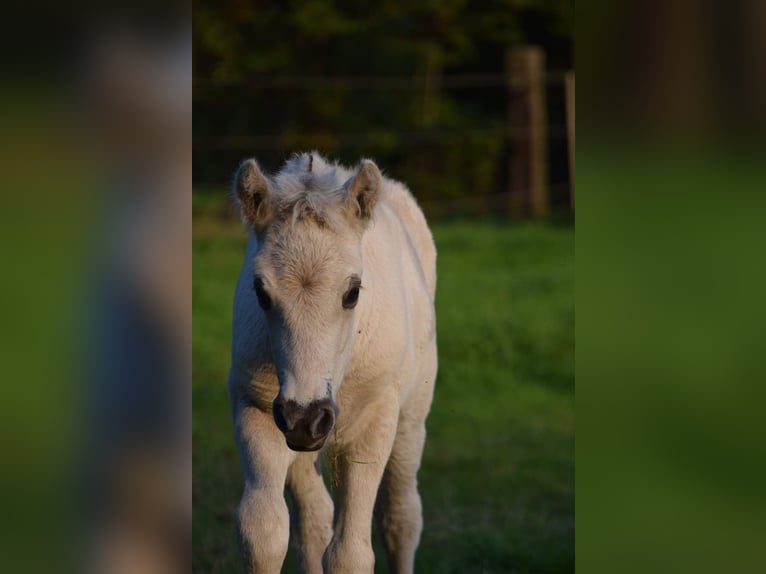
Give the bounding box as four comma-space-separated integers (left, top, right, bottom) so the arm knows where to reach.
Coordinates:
345, 160, 382, 221
233, 159, 274, 231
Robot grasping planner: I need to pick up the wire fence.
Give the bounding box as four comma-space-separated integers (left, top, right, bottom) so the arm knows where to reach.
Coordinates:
193, 71, 569, 90
194, 67, 574, 219
193, 125, 570, 151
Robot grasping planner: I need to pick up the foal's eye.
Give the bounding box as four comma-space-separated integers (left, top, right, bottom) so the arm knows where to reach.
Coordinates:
253, 277, 272, 311
342, 285, 360, 309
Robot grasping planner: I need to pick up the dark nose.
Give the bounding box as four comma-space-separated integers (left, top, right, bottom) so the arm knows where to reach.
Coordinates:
272, 397, 337, 451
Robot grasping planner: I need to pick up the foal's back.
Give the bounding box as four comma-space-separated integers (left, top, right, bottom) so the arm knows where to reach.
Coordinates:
379, 178, 437, 300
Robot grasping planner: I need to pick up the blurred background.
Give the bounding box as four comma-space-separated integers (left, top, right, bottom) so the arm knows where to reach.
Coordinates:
193, 1, 574, 573
578, 2, 766, 574
0, 4, 190, 574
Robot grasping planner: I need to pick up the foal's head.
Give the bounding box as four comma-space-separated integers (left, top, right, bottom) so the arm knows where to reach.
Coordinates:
234, 153, 381, 451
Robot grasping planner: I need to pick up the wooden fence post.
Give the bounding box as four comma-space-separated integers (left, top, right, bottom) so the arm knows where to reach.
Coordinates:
506, 46, 549, 218
565, 71, 575, 210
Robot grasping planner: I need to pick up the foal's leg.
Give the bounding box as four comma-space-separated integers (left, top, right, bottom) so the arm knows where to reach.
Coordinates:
322, 398, 398, 574
287, 452, 334, 574
375, 365, 435, 574
233, 403, 294, 574
374, 416, 427, 574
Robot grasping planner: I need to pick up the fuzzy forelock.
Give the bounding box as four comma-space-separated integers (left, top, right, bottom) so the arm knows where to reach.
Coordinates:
271, 152, 357, 230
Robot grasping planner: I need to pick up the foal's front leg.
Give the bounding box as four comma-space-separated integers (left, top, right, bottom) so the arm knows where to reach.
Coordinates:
233, 403, 294, 574
323, 399, 398, 574
287, 452, 334, 574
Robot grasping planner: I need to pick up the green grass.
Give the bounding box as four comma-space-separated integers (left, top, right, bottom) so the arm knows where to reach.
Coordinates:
193, 214, 574, 573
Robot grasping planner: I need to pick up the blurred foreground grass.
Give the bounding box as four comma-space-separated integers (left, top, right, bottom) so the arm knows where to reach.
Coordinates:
193, 205, 574, 573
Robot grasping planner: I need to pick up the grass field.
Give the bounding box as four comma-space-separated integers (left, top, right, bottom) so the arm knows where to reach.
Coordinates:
193, 212, 574, 573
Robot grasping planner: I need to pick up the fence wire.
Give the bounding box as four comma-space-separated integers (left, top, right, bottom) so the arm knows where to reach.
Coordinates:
194, 70, 574, 217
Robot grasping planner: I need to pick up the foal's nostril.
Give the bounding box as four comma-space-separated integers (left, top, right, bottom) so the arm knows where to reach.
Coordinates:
309, 406, 335, 439
274, 397, 337, 450
272, 400, 292, 433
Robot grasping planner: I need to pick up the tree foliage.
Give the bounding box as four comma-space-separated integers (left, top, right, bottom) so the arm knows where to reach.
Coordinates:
193, 0, 573, 206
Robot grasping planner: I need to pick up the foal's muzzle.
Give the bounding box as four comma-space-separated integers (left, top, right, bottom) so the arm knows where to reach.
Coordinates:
272, 396, 337, 451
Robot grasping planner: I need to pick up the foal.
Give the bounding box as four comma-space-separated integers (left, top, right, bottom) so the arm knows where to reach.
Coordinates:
228, 153, 437, 573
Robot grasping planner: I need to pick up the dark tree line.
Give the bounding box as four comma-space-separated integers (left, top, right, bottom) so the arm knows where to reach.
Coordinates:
193, 0, 573, 209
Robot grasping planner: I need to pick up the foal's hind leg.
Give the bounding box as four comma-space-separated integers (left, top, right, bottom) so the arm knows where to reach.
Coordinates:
375, 362, 435, 574
374, 414, 427, 574
287, 452, 333, 574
